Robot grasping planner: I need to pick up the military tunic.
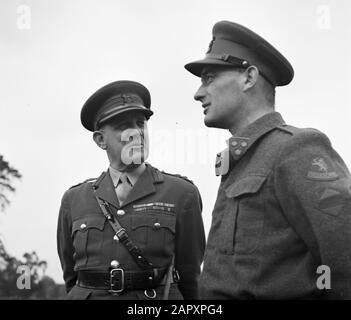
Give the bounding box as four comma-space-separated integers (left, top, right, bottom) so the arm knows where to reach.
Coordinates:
57, 164, 205, 300
200, 112, 351, 299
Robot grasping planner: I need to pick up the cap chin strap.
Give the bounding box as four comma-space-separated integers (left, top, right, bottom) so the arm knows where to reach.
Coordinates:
205, 53, 275, 87
206, 53, 249, 67
94, 104, 152, 130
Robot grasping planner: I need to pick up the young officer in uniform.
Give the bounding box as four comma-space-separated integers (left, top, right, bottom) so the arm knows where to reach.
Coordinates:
185, 21, 351, 299
57, 80, 205, 300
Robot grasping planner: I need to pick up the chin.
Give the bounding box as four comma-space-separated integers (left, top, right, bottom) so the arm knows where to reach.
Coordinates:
204, 115, 213, 127
129, 152, 145, 165
204, 116, 226, 129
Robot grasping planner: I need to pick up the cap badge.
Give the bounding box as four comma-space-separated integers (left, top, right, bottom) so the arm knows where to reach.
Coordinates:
120, 94, 134, 104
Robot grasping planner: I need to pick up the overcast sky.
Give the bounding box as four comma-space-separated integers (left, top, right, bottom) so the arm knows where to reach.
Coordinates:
1, 0, 350, 283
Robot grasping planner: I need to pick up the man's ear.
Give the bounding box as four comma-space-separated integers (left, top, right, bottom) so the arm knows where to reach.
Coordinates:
243, 66, 259, 91
93, 130, 107, 150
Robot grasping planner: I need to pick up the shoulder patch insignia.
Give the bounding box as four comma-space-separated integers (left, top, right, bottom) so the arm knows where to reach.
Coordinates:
317, 178, 351, 216
306, 157, 339, 181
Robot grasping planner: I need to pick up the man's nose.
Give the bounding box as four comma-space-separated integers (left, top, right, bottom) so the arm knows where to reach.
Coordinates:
194, 85, 205, 102
123, 127, 142, 143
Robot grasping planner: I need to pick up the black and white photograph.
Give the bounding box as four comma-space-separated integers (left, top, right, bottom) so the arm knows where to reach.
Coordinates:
0, 0, 350, 306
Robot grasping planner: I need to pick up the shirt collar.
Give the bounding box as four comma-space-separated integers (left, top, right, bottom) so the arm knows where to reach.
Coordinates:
228, 111, 286, 161
108, 163, 146, 188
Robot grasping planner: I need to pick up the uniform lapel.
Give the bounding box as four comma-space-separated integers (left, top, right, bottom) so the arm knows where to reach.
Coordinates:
93, 171, 120, 209
120, 165, 156, 207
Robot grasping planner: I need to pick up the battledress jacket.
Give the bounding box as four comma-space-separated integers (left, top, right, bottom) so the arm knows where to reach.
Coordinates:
200, 112, 351, 299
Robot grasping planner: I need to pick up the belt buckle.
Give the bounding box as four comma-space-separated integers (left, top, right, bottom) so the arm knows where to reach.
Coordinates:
109, 268, 124, 294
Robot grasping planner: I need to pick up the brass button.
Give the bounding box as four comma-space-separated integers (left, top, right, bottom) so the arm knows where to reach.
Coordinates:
154, 222, 161, 229
117, 209, 125, 216
113, 235, 119, 241
235, 149, 242, 155
80, 223, 87, 230
110, 260, 120, 268
231, 141, 238, 146
241, 141, 248, 147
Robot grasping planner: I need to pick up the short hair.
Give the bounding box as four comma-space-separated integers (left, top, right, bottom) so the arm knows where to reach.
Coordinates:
236, 66, 276, 108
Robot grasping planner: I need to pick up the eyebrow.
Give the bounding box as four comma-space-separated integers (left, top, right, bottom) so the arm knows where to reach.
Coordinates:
201, 68, 220, 79
201, 69, 213, 77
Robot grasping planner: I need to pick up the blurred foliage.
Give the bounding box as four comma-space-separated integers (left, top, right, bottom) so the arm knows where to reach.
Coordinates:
0, 156, 66, 299
0, 237, 66, 299
0, 155, 22, 211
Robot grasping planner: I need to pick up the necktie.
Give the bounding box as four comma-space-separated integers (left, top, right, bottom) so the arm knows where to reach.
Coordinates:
115, 173, 133, 205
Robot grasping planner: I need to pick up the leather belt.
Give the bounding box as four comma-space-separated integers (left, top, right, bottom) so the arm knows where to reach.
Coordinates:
77, 268, 173, 293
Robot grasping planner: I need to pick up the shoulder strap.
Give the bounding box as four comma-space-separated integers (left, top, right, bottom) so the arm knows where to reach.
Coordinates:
69, 177, 97, 190
161, 171, 194, 184
94, 195, 154, 270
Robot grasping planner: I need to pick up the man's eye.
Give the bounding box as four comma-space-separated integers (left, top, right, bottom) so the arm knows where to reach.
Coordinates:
202, 74, 215, 85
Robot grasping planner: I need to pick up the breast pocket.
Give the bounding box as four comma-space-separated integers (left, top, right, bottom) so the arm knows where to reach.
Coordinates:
222, 175, 267, 255
131, 212, 176, 254
72, 215, 106, 266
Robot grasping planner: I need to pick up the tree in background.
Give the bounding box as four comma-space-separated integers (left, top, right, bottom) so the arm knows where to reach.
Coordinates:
0, 155, 22, 211
0, 238, 66, 299
0, 155, 65, 299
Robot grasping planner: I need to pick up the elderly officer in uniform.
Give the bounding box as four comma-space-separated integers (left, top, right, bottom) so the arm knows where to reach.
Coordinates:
57, 80, 205, 300
185, 21, 351, 299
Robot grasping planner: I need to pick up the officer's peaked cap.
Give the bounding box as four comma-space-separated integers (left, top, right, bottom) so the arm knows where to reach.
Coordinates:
185, 21, 294, 86
81, 80, 153, 131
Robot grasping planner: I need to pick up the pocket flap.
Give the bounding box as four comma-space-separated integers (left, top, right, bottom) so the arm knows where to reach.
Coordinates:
72, 216, 106, 234
131, 214, 176, 234
225, 175, 267, 198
